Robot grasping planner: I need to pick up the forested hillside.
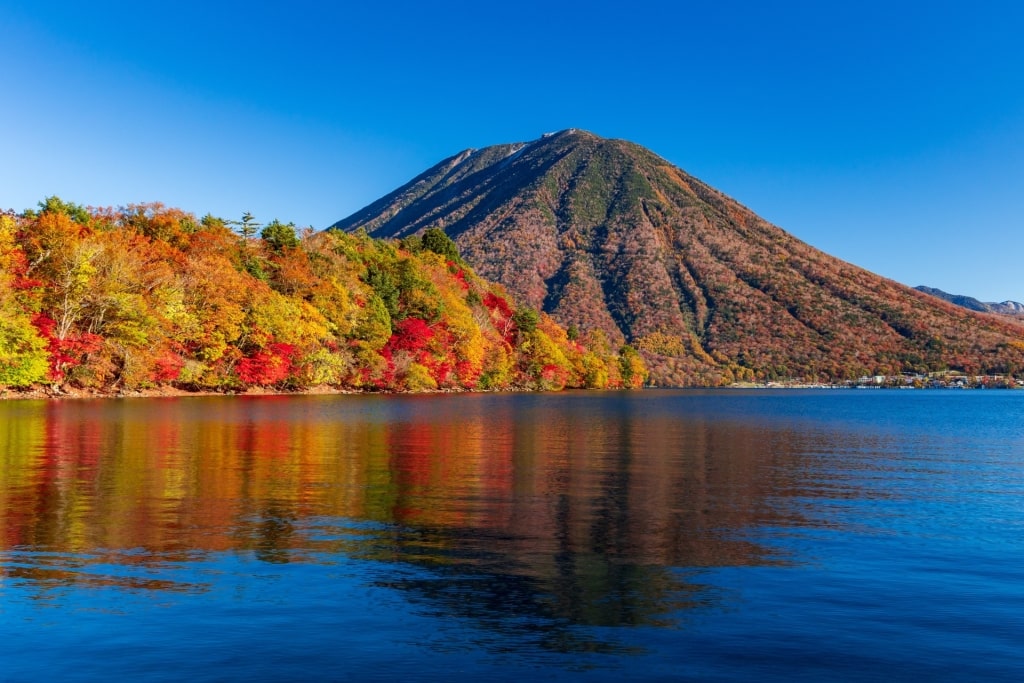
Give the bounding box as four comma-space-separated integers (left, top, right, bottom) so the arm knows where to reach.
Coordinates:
335, 130, 1024, 385
0, 198, 646, 394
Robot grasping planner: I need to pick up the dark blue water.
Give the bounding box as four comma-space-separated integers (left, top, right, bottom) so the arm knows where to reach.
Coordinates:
1, 390, 1022, 681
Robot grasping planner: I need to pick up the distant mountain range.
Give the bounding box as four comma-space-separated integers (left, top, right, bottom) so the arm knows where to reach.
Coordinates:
914, 286, 1024, 315
333, 130, 1024, 385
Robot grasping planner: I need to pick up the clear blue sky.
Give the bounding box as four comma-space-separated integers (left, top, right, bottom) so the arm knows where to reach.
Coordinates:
2, 1, 1022, 301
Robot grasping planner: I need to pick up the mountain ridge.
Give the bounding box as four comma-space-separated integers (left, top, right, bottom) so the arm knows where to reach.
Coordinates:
333, 130, 1024, 385
915, 286, 1024, 315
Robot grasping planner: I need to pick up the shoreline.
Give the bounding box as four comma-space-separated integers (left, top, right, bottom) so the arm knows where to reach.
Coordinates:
0, 385, 353, 402
0, 382, 572, 402
2, 382, 1017, 402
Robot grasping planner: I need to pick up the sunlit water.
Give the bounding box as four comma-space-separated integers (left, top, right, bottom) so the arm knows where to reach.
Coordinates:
1, 390, 1022, 681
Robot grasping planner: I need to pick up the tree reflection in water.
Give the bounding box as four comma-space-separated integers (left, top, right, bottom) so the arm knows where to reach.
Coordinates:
0, 393, 861, 654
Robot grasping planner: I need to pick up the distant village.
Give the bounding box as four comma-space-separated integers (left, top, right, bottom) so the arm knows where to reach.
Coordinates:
849, 372, 1022, 389
757, 372, 1023, 389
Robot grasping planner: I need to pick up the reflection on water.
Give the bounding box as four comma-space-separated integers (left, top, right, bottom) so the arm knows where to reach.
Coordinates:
3, 391, 1021, 679
0, 396, 832, 611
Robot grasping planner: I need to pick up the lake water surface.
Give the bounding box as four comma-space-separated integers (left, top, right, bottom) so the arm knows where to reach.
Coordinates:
1, 390, 1022, 681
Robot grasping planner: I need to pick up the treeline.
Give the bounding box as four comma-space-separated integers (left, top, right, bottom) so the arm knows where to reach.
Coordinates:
0, 198, 647, 394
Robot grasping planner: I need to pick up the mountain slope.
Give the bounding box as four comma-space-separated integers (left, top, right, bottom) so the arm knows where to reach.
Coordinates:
333, 130, 1024, 385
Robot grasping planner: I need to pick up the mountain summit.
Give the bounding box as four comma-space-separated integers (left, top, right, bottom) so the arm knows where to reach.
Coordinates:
333, 130, 1024, 384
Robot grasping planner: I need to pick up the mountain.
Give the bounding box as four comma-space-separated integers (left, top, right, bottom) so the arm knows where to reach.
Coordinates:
332, 130, 1024, 385
999, 301, 1024, 314
915, 286, 1024, 316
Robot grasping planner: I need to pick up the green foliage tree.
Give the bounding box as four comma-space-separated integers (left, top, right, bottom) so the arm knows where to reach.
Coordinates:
237, 212, 261, 239
365, 262, 399, 319
201, 213, 228, 230
399, 234, 423, 253
261, 219, 300, 252
396, 258, 443, 322
0, 313, 48, 387
512, 307, 539, 334
353, 293, 393, 350
421, 228, 460, 262
33, 196, 90, 224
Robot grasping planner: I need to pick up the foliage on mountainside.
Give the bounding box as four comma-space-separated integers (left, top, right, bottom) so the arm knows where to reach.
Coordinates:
334, 130, 1024, 385
0, 199, 645, 393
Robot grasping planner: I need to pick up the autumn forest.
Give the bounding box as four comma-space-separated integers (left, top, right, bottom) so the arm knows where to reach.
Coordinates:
0, 198, 647, 395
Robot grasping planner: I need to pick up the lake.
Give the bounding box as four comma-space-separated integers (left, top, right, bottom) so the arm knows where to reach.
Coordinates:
1, 390, 1022, 681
